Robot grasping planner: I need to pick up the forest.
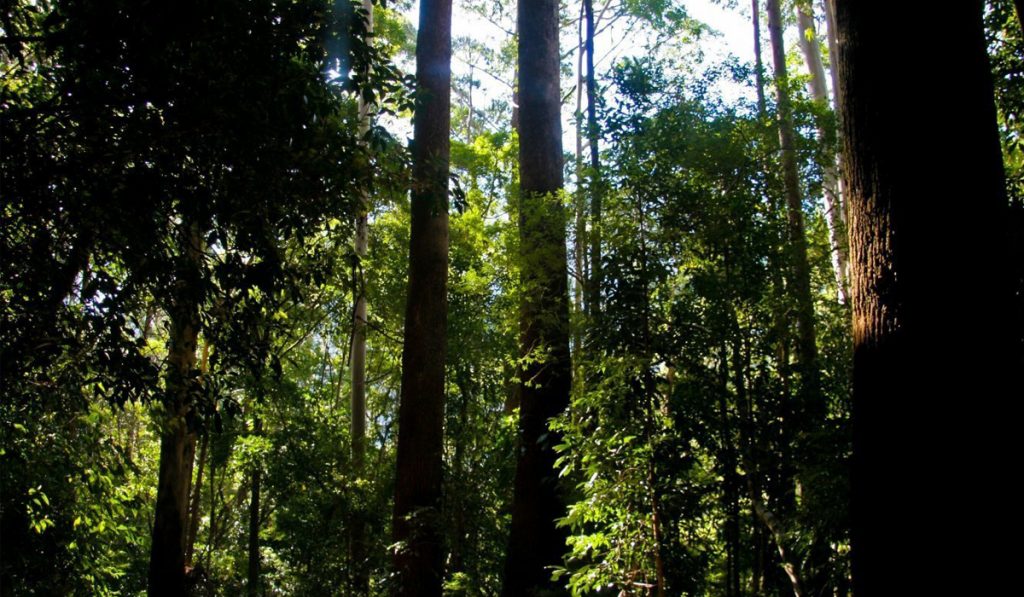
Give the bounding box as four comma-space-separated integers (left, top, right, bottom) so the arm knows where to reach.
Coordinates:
1, 0, 1021, 595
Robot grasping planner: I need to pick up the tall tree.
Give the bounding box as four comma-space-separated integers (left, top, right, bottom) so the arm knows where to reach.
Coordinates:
503, 0, 573, 593
350, 0, 375, 590
148, 225, 203, 596
796, 2, 848, 303
835, 0, 1015, 594
752, 0, 767, 117
765, 0, 821, 411
247, 414, 263, 597
584, 0, 603, 315
391, 0, 452, 592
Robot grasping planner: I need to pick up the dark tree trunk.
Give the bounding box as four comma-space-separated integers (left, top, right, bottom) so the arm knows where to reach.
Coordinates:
148, 227, 202, 596
184, 432, 208, 567
835, 1, 1014, 594
502, 0, 572, 594
247, 416, 262, 597
391, 0, 452, 592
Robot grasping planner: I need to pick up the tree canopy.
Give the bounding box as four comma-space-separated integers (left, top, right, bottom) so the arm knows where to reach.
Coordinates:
1, 0, 1019, 595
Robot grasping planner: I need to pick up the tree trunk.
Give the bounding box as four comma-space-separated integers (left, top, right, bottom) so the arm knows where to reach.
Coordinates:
449, 370, 473, 575
247, 416, 262, 597
511, 21, 521, 133
765, 0, 821, 418
185, 432, 208, 567
350, 1, 374, 591
503, 0, 572, 594
835, 1, 1014, 594
584, 0, 602, 315
148, 226, 202, 596
574, 10, 587, 339
751, 500, 804, 597
391, 0, 451, 592
821, 0, 842, 120
752, 0, 767, 117
796, 4, 849, 304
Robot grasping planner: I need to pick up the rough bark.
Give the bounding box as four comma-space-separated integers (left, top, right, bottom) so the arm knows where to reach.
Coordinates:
796, 4, 849, 304
391, 0, 451, 592
148, 226, 202, 596
502, 0, 572, 594
835, 1, 1014, 593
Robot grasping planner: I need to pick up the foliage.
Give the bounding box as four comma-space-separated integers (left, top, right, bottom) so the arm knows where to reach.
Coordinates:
14, 0, 1016, 595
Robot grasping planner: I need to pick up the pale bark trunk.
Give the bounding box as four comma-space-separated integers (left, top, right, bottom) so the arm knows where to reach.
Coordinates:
753, 0, 767, 117
511, 22, 520, 132
574, 8, 586, 336
351, 0, 373, 481
821, 0, 841, 118
796, 4, 849, 303
350, 1, 373, 591
584, 0, 602, 315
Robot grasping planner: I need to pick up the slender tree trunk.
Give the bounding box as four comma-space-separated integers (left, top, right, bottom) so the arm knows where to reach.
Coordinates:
391, 0, 451, 592
148, 226, 202, 596
765, 4, 828, 592
449, 370, 473, 575
821, 0, 842, 121
636, 208, 665, 597
503, 0, 572, 594
185, 432, 208, 567
584, 0, 602, 315
753, 0, 767, 117
751, 516, 765, 596
751, 500, 804, 597
350, 1, 374, 591
511, 22, 521, 132
247, 416, 263, 597
765, 0, 821, 416
796, 4, 849, 304
206, 449, 216, 566
574, 9, 587, 335
1015, 0, 1024, 32
647, 456, 667, 597
836, 1, 1014, 594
